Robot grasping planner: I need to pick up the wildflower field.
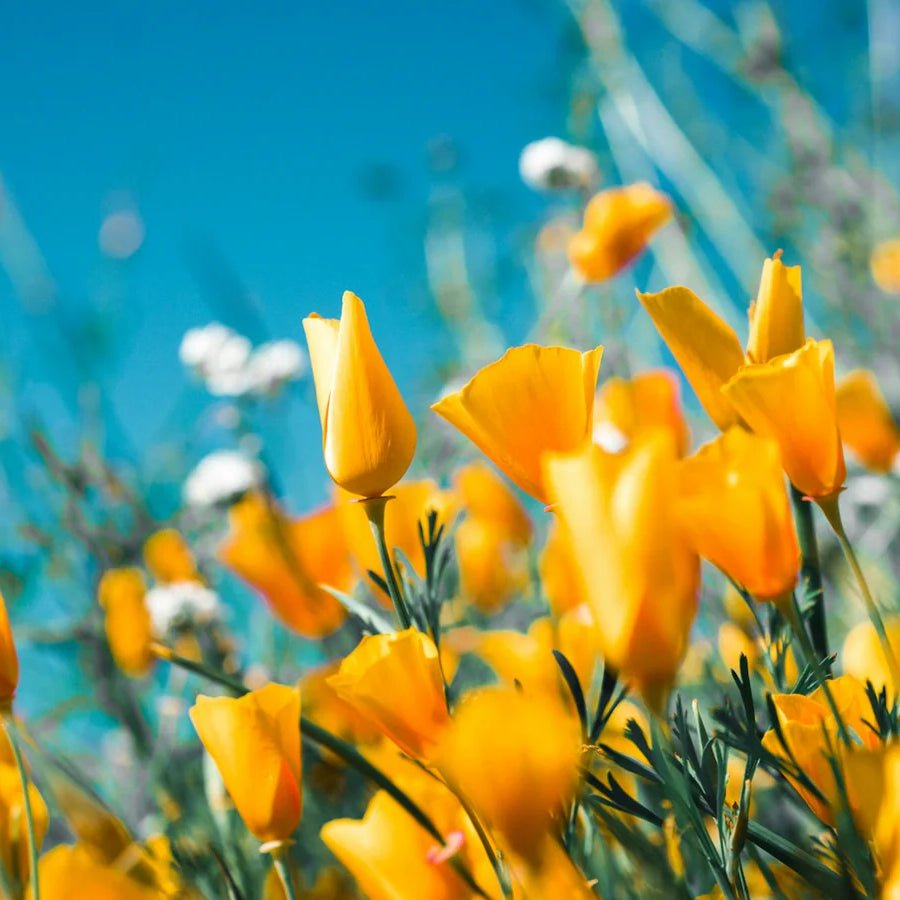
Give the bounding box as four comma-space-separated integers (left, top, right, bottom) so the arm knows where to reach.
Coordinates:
3, 2, 900, 898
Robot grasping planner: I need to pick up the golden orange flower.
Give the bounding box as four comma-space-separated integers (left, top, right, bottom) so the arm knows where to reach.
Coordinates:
142, 529, 201, 584
835, 369, 900, 473
0, 762, 48, 885
762, 676, 880, 825
321, 791, 470, 900
677, 427, 800, 602
0, 591, 18, 711
327, 629, 450, 760
436, 687, 580, 855
544, 435, 699, 709
432, 344, 604, 503
568, 183, 672, 282
190, 683, 302, 843
842, 616, 900, 698
97, 569, 154, 678
219, 493, 351, 638
32, 844, 163, 900
593, 369, 690, 457
303, 291, 416, 498
538, 520, 584, 618
300, 662, 383, 749
855, 744, 900, 896
455, 516, 530, 615
453, 462, 532, 546
639, 254, 805, 430
722, 339, 846, 499
871, 238, 900, 294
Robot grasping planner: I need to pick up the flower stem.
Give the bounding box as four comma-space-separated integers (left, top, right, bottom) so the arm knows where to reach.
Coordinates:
817, 495, 900, 689
361, 496, 413, 629
790, 486, 829, 669
4, 718, 40, 899
270, 846, 297, 900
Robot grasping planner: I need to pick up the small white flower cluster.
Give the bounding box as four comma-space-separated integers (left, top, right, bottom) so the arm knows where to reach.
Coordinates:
519, 137, 598, 191
184, 449, 262, 508
179, 323, 307, 397
145, 581, 222, 635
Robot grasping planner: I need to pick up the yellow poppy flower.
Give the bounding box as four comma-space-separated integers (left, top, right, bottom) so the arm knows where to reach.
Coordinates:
31, 844, 162, 900
722, 339, 846, 500
568, 183, 672, 282
327, 629, 450, 761
677, 428, 800, 602
97, 569, 154, 678
638, 254, 804, 430
538, 520, 584, 618
835, 369, 900, 473
433, 344, 604, 503
219, 493, 350, 638
190, 683, 302, 843
142, 528, 201, 584
544, 435, 699, 710
0, 762, 48, 884
303, 291, 416, 498
842, 615, 900, 698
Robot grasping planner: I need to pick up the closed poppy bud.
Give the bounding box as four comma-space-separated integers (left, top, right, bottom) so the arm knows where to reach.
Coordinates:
97, 569, 154, 678
190, 683, 302, 843
677, 428, 800, 602
745, 254, 805, 364
303, 291, 416, 498
842, 615, 900, 697
432, 344, 604, 503
436, 687, 580, 856
0, 762, 48, 883
568, 183, 672, 282
328, 629, 450, 760
219, 493, 350, 638
321, 791, 471, 900
543, 435, 700, 710
594, 369, 690, 457
871, 238, 900, 294
142, 529, 201, 584
722, 339, 846, 500
0, 591, 18, 712
835, 370, 900, 473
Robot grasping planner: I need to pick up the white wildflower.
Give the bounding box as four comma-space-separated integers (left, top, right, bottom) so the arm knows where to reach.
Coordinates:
519, 137, 598, 191
184, 450, 262, 508
243, 339, 307, 394
145, 581, 222, 634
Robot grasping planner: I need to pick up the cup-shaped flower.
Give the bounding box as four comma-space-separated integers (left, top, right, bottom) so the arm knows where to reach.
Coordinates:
544, 435, 700, 709
762, 676, 879, 825
97, 569, 154, 678
593, 369, 690, 456
142, 529, 201, 585
0, 762, 48, 884
303, 291, 416, 498
568, 183, 672, 282
638, 255, 805, 431
436, 687, 581, 856
842, 616, 900, 698
327, 628, 450, 760
219, 493, 351, 637
835, 370, 900, 474
722, 339, 846, 499
677, 428, 800, 602
0, 592, 18, 712
321, 791, 471, 900
189, 683, 302, 843
432, 344, 604, 504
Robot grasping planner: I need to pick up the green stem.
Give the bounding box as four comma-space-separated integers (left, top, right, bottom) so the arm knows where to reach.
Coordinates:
817, 495, 900, 691
4, 719, 39, 899
155, 646, 490, 899
790, 486, 829, 669
361, 497, 412, 629
271, 847, 297, 900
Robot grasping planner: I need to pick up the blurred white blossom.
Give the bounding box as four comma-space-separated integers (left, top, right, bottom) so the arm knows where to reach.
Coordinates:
184, 449, 262, 507
519, 137, 598, 191
179, 323, 306, 397
145, 581, 222, 634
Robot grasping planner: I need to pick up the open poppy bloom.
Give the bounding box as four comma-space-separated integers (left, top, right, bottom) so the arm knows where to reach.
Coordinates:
303, 291, 417, 498
190, 683, 302, 843
568, 183, 672, 282
835, 369, 900, 474
432, 344, 604, 504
